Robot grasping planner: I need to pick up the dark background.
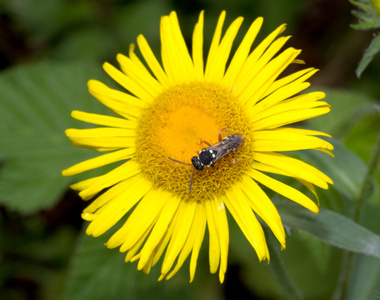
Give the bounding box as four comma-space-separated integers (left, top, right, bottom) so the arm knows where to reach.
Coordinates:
1, 0, 379, 299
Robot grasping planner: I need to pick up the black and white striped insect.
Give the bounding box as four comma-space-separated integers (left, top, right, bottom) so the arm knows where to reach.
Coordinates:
169, 129, 245, 193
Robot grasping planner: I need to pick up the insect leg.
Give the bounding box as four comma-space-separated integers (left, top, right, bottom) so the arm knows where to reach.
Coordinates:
218, 128, 229, 141
226, 154, 239, 164
198, 139, 211, 147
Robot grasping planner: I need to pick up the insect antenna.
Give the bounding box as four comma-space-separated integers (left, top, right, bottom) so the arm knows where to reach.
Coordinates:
168, 157, 192, 166
189, 169, 194, 194
168, 157, 194, 193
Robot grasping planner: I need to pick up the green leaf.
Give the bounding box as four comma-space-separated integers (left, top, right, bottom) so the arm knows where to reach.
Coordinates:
351, 10, 377, 23
278, 202, 380, 258
351, 21, 380, 30
356, 33, 380, 78
264, 227, 303, 300
346, 254, 380, 300
308, 88, 377, 137
63, 228, 199, 300
350, 0, 374, 14
0, 61, 111, 214
299, 140, 367, 201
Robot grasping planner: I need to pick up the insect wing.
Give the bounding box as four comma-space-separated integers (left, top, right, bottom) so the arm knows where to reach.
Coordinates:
208, 134, 245, 162
203, 142, 231, 163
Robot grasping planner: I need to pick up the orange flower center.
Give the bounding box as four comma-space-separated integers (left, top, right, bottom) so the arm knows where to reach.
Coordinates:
136, 81, 254, 201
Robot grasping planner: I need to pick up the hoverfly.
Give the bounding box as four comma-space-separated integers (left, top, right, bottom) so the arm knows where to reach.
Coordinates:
169, 129, 245, 193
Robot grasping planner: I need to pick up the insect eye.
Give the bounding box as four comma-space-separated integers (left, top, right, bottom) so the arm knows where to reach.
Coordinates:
199, 151, 214, 165
191, 157, 203, 171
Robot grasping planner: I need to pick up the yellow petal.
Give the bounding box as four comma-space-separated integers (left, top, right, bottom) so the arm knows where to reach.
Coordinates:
160, 13, 195, 84
205, 11, 226, 80
233, 23, 288, 98
212, 198, 229, 283
72, 160, 141, 200
205, 199, 220, 274
189, 205, 206, 282
239, 176, 285, 248
86, 174, 153, 237
117, 53, 163, 98
160, 200, 197, 276
110, 189, 172, 251
137, 34, 169, 88
192, 11, 205, 80
253, 152, 333, 188
222, 17, 263, 88
253, 128, 333, 152
103, 62, 154, 102
248, 169, 319, 214
223, 190, 269, 260
65, 127, 135, 150
126, 223, 155, 264
261, 68, 318, 101
87, 80, 143, 119
165, 202, 206, 280
137, 195, 181, 270
241, 47, 301, 108
62, 148, 135, 176
205, 16, 243, 82
252, 91, 327, 124
253, 106, 330, 131
71, 110, 137, 129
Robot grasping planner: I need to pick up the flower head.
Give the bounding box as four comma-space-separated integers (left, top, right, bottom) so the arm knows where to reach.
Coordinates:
63, 11, 333, 283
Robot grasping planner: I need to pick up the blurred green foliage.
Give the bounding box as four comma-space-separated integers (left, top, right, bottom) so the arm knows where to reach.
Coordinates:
0, 0, 380, 299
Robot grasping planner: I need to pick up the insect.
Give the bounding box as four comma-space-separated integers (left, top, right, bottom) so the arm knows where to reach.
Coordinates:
169, 129, 245, 193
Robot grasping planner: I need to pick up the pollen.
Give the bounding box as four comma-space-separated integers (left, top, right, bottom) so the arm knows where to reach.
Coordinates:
136, 81, 254, 201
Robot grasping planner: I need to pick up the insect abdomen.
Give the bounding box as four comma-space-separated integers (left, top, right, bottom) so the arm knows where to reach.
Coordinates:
223, 134, 244, 152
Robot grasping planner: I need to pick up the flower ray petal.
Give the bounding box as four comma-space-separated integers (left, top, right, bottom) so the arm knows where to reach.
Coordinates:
255, 107, 331, 131
241, 47, 301, 108
137, 34, 169, 87
65, 127, 135, 149
103, 62, 154, 102
259, 151, 334, 186
165, 202, 207, 281
86, 174, 153, 237
205, 11, 226, 79
137, 195, 181, 270
253, 128, 334, 152
109, 189, 172, 251
222, 17, 263, 88
261, 68, 318, 100
71, 160, 141, 200
239, 176, 285, 247
205, 200, 220, 274
205, 16, 244, 82
88, 80, 143, 119
70, 110, 137, 129
192, 11, 205, 80
232, 24, 288, 98
160, 200, 198, 276
117, 53, 163, 98
62, 148, 135, 176
189, 205, 207, 282
160, 13, 195, 84
248, 169, 319, 213
223, 191, 268, 260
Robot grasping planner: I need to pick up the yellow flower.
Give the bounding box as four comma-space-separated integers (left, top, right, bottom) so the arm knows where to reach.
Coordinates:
62, 11, 333, 283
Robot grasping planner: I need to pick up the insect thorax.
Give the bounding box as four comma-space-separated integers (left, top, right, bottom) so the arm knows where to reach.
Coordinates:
199, 150, 216, 166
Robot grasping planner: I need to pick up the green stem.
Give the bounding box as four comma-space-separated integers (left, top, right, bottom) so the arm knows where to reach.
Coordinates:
264, 227, 303, 300
338, 124, 380, 299
354, 128, 380, 223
